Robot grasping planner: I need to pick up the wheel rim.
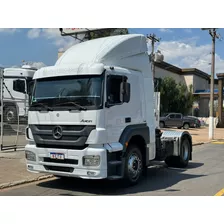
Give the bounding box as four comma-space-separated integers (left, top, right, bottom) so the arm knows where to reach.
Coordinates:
182, 141, 189, 161
7, 111, 14, 122
128, 153, 142, 181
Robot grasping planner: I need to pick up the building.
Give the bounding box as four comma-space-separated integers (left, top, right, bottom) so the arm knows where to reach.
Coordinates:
58, 51, 218, 117
154, 61, 219, 117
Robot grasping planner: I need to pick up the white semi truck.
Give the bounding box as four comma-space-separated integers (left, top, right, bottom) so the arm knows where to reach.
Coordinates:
0, 65, 36, 123
25, 34, 193, 185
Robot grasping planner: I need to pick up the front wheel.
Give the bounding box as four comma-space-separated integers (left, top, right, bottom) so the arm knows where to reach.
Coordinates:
3, 106, 18, 124
124, 144, 143, 185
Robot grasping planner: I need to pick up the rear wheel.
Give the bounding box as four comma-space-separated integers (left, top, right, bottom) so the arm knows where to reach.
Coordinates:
165, 137, 191, 168
124, 144, 143, 185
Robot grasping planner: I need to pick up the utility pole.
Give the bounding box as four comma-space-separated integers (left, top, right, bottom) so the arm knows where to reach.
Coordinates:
147, 34, 161, 80
201, 28, 219, 140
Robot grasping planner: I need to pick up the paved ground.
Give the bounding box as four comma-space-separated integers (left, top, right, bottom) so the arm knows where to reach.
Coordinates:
1, 142, 224, 196
0, 149, 46, 186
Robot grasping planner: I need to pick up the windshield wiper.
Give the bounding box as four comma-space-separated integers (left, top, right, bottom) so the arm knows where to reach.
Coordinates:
30, 102, 53, 111
54, 101, 87, 111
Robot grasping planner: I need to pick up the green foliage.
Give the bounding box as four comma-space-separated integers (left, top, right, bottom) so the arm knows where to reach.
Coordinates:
158, 77, 194, 115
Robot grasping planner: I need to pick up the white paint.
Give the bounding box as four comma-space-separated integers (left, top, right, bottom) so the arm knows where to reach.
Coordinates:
4, 67, 36, 78
1, 67, 36, 117
209, 116, 214, 140
27, 34, 185, 179
33, 63, 104, 79
154, 92, 160, 129
28, 110, 98, 125
104, 143, 123, 153
33, 34, 156, 159
25, 144, 107, 179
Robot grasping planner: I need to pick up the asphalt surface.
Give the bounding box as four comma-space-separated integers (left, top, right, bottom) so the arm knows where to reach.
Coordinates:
1, 142, 224, 196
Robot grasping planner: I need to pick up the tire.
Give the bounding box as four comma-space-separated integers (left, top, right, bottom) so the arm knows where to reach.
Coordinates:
160, 121, 165, 128
183, 123, 190, 129
124, 144, 143, 185
177, 127, 182, 129
165, 137, 191, 168
3, 106, 18, 124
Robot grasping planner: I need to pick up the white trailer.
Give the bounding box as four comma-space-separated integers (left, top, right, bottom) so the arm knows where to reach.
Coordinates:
25, 34, 192, 185
0, 65, 36, 123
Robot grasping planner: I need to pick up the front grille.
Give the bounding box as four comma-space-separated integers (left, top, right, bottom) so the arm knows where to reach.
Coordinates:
44, 165, 74, 173
43, 157, 78, 165
36, 144, 88, 150
30, 124, 96, 150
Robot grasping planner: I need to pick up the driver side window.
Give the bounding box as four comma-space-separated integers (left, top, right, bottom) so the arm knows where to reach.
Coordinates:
108, 76, 123, 104
106, 75, 130, 107
13, 79, 26, 93
169, 114, 175, 119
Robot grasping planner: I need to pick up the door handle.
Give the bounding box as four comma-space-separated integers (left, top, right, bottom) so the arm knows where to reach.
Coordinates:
125, 117, 131, 123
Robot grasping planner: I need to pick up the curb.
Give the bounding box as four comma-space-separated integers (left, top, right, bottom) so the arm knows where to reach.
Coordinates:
0, 174, 54, 190
193, 141, 211, 146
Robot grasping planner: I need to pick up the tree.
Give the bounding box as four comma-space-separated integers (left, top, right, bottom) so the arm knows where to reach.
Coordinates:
158, 77, 194, 115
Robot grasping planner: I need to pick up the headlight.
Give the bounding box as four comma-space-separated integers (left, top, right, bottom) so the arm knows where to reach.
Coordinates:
83, 155, 100, 166
25, 150, 36, 161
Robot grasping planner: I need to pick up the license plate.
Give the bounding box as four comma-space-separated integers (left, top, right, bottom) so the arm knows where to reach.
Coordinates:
50, 152, 65, 160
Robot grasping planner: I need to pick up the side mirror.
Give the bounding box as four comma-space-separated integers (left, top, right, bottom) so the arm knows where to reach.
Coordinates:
28, 81, 34, 94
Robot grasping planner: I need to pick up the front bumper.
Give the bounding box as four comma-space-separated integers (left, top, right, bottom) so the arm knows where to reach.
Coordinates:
25, 144, 108, 179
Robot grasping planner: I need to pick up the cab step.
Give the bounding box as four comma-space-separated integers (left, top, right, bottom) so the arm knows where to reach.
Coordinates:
108, 161, 122, 166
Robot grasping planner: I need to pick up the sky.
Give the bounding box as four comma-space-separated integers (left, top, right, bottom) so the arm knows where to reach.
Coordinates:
0, 28, 224, 75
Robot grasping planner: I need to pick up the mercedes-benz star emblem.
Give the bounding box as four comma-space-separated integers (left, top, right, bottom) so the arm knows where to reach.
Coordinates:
52, 126, 63, 140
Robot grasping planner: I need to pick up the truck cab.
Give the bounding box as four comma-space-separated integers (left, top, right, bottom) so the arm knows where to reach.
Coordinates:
1, 65, 36, 123
25, 34, 192, 185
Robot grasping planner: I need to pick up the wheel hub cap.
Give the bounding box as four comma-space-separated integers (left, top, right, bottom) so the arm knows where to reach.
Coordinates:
7, 111, 14, 121
128, 153, 142, 180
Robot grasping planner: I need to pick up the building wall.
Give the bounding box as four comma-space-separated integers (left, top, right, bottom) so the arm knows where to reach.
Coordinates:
193, 75, 209, 90
182, 75, 194, 90
183, 74, 218, 92
155, 67, 185, 84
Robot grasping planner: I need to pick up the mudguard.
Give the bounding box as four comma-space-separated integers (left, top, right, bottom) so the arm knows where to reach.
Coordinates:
160, 130, 192, 158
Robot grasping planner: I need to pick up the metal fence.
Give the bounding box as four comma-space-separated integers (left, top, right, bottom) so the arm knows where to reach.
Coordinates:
0, 69, 28, 151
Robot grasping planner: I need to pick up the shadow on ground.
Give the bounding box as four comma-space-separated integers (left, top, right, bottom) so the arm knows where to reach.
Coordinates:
37, 162, 205, 196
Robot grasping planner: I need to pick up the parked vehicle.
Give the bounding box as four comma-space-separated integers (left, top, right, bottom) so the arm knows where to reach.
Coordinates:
187, 116, 201, 128
25, 34, 193, 185
160, 113, 200, 129
0, 65, 36, 123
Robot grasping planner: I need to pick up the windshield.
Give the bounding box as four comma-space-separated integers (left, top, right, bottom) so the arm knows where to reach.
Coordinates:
30, 75, 104, 111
